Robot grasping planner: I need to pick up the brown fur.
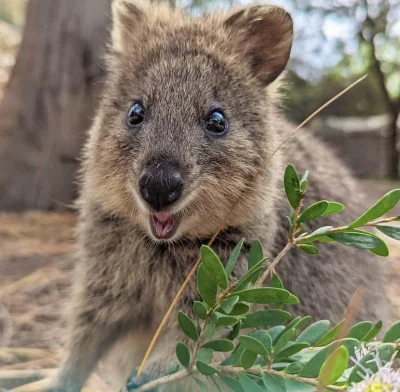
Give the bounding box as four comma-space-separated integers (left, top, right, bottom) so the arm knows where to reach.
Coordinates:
50, 1, 390, 390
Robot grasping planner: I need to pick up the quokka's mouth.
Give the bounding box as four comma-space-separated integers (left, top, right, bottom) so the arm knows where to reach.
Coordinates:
150, 211, 180, 240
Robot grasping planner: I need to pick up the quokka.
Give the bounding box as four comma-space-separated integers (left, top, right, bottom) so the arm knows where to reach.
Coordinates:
50, 0, 390, 390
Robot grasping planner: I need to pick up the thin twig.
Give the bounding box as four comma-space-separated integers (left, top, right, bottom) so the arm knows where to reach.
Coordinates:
295, 214, 400, 243
133, 363, 346, 392
137, 74, 369, 375
256, 242, 293, 286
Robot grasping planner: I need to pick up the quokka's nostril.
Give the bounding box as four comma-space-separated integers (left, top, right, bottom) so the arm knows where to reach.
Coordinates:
138, 163, 183, 210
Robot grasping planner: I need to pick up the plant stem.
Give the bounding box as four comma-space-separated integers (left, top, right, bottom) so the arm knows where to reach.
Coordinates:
188, 280, 239, 370
256, 195, 305, 287
256, 242, 293, 286
133, 364, 346, 392
295, 214, 400, 243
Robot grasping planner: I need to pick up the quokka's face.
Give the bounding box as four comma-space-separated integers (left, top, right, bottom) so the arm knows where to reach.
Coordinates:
90, 0, 293, 242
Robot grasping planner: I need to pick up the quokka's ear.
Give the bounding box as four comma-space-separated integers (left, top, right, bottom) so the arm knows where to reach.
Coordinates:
224, 5, 293, 86
111, 0, 147, 51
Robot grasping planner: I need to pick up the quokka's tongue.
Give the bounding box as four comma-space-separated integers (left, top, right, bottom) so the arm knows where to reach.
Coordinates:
153, 212, 174, 238
154, 211, 172, 223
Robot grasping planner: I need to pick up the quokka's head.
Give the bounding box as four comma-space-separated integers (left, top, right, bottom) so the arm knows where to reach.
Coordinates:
86, 0, 293, 242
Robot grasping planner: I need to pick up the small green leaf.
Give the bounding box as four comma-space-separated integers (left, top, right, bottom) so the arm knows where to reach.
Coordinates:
315, 319, 345, 346
377, 225, 400, 240
362, 320, 382, 342
296, 320, 330, 345
241, 310, 291, 329
238, 373, 264, 391
274, 342, 310, 361
350, 228, 389, 256
298, 244, 319, 255
383, 320, 400, 342
307, 226, 333, 239
318, 345, 349, 386
203, 339, 234, 352
218, 373, 245, 392
196, 348, 214, 363
299, 338, 359, 378
228, 321, 241, 340
261, 374, 286, 392
322, 201, 344, 216
226, 239, 245, 276
298, 201, 328, 223
347, 321, 373, 340
196, 360, 217, 376
220, 296, 240, 314
295, 316, 312, 332
284, 164, 301, 209
240, 349, 257, 369
176, 342, 190, 368
232, 257, 267, 292
197, 264, 217, 307
284, 362, 304, 374
193, 376, 208, 392
193, 301, 207, 320
349, 189, 400, 228
268, 326, 286, 343
230, 302, 250, 316
232, 287, 290, 304
274, 328, 297, 353
271, 273, 284, 289
201, 245, 228, 289
248, 240, 264, 270
250, 330, 272, 354
369, 237, 389, 257
329, 230, 381, 249
285, 294, 300, 304
224, 344, 246, 367
167, 362, 180, 375
239, 335, 269, 356
214, 313, 238, 326
178, 311, 198, 341
204, 322, 215, 339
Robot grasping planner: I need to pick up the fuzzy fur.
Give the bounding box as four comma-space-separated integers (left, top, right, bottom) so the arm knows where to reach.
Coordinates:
50, 1, 390, 390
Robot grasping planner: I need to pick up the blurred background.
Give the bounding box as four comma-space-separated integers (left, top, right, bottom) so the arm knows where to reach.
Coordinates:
0, 0, 399, 390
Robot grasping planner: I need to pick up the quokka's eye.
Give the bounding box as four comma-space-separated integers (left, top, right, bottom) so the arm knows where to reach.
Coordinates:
126, 102, 145, 127
205, 109, 228, 136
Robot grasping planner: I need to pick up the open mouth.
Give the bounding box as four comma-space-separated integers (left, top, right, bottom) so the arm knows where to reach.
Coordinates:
150, 211, 180, 240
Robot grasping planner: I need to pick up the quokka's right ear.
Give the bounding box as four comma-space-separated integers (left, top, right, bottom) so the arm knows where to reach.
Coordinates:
111, 0, 147, 51
223, 5, 293, 86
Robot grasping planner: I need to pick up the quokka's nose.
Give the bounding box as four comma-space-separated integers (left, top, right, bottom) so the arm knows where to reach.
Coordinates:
139, 161, 183, 211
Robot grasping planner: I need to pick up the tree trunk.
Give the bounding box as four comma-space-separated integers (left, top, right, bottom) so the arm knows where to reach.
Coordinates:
0, 0, 112, 210
387, 114, 400, 179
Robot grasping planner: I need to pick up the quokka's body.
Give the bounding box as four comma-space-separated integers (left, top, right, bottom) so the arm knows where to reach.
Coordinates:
51, 0, 390, 390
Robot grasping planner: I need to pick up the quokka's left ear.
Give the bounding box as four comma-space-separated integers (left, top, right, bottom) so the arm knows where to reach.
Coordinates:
223, 5, 293, 86
111, 0, 148, 51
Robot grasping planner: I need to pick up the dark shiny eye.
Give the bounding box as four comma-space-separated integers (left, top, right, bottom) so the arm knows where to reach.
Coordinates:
205, 109, 228, 136
126, 102, 145, 127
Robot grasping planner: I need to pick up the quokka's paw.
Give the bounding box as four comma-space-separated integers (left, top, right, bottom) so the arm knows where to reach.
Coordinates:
126, 369, 158, 391
125, 361, 180, 391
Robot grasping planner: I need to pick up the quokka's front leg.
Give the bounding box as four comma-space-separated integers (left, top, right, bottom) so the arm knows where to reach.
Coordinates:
51, 311, 127, 392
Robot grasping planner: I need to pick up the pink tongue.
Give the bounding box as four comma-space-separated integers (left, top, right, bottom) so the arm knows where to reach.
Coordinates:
154, 211, 172, 223
153, 212, 173, 237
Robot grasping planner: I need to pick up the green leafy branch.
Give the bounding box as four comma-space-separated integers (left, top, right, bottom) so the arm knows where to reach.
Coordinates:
127, 164, 400, 392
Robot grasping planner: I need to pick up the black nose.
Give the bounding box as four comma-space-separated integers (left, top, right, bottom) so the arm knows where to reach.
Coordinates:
139, 161, 183, 211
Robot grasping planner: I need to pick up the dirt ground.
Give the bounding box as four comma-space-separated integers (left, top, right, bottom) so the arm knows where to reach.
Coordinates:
0, 180, 399, 391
